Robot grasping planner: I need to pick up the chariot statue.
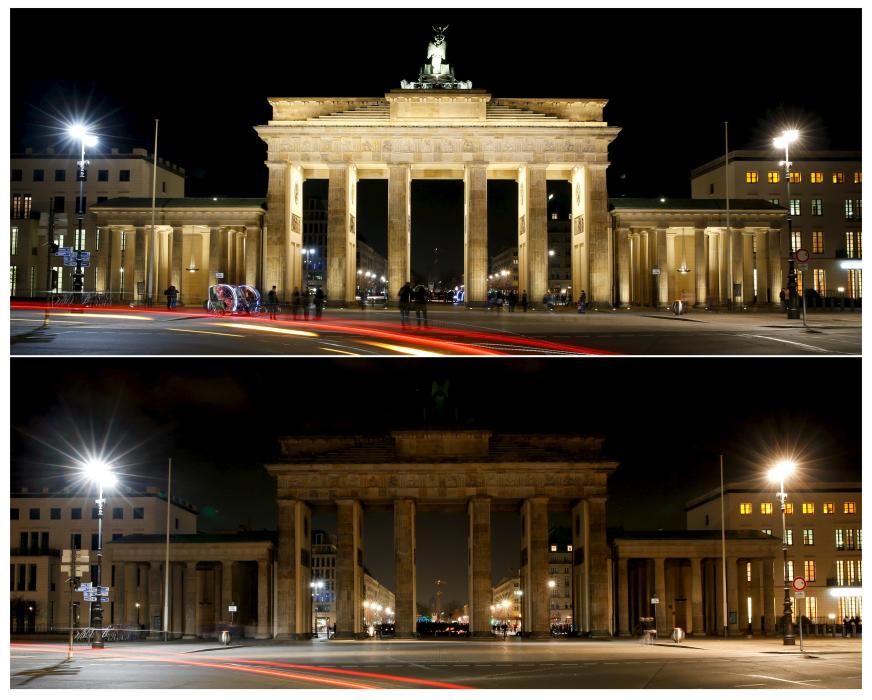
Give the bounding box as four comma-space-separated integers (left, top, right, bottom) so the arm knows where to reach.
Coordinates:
401, 25, 472, 90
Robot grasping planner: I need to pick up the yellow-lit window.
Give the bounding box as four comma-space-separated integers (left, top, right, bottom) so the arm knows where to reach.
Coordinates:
813, 269, 826, 294
785, 503, 794, 515
740, 503, 752, 515
847, 270, 862, 299
796, 270, 804, 297
786, 560, 795, 578
802, 503, 815, 515
844, 502, 856, 514
823, 503, 835, 514
789, 172, 802, 184
803, 529, 815, 545
810, 172, 823, 184
746, 562, 752, 582
804, 560, 816, 582
550, 544, 557, 552
791, 231, 802, 253
746, 171, 759, 184
784, 529, 794, 546
846, 232, 855, 258
760, 502, 773, 515
806, 596, 817, 619
854, 172, 862, 184
812, 231, 824, 254
767, 171, 781, 184
567, 545, 573, 552
833, 172, 845, 184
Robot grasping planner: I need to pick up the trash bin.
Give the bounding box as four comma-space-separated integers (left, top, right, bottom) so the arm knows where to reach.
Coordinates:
671, 627, 684, 644
219, 629, 231, 645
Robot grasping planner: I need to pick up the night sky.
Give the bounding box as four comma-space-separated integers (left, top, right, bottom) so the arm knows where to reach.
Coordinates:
11, 358, 862, 605
10, 7, 862, 281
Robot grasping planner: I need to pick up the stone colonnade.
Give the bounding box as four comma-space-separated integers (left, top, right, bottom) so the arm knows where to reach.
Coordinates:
103, 541, 273, 639
257, 93, 621, 306
267, 431, 618, 639
613, 538, 780, 637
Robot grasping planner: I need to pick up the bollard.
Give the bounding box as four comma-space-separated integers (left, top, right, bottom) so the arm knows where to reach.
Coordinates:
671, 627, 684, 644
219, 629, 231, 646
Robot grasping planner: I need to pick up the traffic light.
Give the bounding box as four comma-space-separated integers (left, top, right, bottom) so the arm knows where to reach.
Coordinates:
50, 270, 59, 290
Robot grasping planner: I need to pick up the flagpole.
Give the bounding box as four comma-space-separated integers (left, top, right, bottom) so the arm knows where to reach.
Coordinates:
163, 457, 171, 641
720, 453, 728, 638
147, 119, 159, 306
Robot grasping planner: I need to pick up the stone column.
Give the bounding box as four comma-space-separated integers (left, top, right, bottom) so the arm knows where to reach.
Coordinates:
124, 562, 138, 626
666, 231, 677, 303
768, 227, 783, 307
721, 228, 733, 305
147, 561, 162, 639
393, 499, 416, 638
467, 497, 492, 637
184, 561, 197, 639
526, 166, 548, 305
731, 228, 744, 303
751, 559, 763, 633
726, 556, 739, 635
276, 499, 311, 639
285, 164, 305, 297
755, 230, 769, 305
245, 227, 260, 287
208, 226, 224, 287
463, 163, 488, 305
134, 226, 146, 300
170, 226, 184, 293
742, 232, 755, 304
694, 227, 707, 307
517, 166, 529, 299
571, 502, 587, 632
617, 227, 631, 307
617, 556, 630, 636
255, 558, 270, 639
221, 561, 234, 624
640, 232, 650, 305
570, 165, 588, 302
586, 164, 611, 306
327, 164, 357, 305
654, 557, 667, 635
226, 230, 236, 285
585, 497, 610, 637
520, 497, 549, 637
655, 228, 668, 307
335, 499, 363, 639
264, 163, 288, 295
763, 557, 776, 634
387, 165, 411, 303
690, 557, 704, 635
171, 564, 183, 639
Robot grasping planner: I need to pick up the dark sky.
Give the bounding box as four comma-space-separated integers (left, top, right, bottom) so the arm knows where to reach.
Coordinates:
10, 8, 861, 280
11, 358, 861, 604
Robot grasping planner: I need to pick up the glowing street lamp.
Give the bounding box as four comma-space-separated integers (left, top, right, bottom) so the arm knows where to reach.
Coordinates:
68, 125, 98, 297
768, 459, 797, 645
82, 459, 115, 648
773, 129, 801, 319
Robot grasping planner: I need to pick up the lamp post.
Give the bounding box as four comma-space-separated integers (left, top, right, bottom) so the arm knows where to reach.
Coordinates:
773, 129, 801, 319
69, 125, 98, 299
135, 602, 141, 627
768, 459, 797, 645
83, 460, 115, 648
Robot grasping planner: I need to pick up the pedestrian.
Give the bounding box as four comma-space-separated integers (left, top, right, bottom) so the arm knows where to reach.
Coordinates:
267, 285, 279, 320
779, 288, 787, 311
495, 289, 504, 311
413, 284, 428, 327
578, 289, 587, 314
164, 285, 178, 310
521, 290, 528, 312
302, 288, 310, 320
508, 289, 517, 312
314, 287, 325, 319
398, 281, 412, 326
291, 287, 302, 320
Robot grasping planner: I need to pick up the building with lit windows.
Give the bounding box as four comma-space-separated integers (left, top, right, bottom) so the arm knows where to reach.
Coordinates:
10, 147, 185, 298
686, 481, 862, 624
489, 247, 518, 291
548, 527, 574, 627
363, 571, 396, 630
491, 574, 522, 631
10, 486, 197, 633
310, 530, 337, 635
691, 151, 862, 301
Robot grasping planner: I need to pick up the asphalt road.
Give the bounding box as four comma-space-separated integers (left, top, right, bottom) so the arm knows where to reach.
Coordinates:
9, 304, 862, 356
10, 636, 862, 689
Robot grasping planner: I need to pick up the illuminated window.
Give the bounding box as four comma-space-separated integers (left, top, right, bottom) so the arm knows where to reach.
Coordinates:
550, 545, 557, 552
832, 172, 845, 184
806, 596, 817, 620
836, 529, 845, 549
813, 269, 826, 294
746, 562, 752, 582
791, 231, 802, 252
804, 560, 816, 582
845, 200, 856, 220
811, 199, 823, 216
845, 530, 856, 549
845, 232, 855, 258
790, 199, 801, 216
810, 172, 823, 184
767, 171, 780, 184
762, 529, 772, 536
10, 227, 19, 255
847, 270, 862, 299
786, 560, 795, 579
75, 229, 86, 251
768, 198, 780, 207
854, 172, 862, 184
803, 529, 815, 545
760, 502, 773, 515
745, 171, 758, 183
11, 194, 22, 219
52, 266, 63, 293
823, 503, 835, 514
802, 503, 815, 515
789, 172, 802, 184
740, 503, 752, 515
796, 270, 804, 296
120, 231, 127, 252
812, 231, 824, 253
567, 545, 573, 552
844, 501, 856, 514
95, 230, 101, 252
837, 597, 862, 620
784, 529, 793, 546
785, 503, 795, 515
10, 266, 17, 296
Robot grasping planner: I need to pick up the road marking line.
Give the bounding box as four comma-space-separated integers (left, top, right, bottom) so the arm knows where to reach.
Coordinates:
746, 675, 821, 686
735, 684, 767, 688
211, 322, 319, 338
167, 328, 246, 338
321, 347, 359, 356
744, 334, 840, 353
360, 341, 442, 356
11, 318, 86, 324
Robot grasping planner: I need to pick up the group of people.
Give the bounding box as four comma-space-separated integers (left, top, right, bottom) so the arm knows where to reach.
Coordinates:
488, 289, 529, 312
264, 286, 325, 321
163, 285, 178, 309
842, 616, 862, 636
397, 282, 429, 327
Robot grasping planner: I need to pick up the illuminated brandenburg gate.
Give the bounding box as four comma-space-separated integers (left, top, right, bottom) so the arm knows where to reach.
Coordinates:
265, 431, 618, 639
256, 92, 620, 305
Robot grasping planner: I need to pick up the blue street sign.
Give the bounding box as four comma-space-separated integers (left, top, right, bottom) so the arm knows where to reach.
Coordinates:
99, 586, 109, 595
78, 251, 92, 259
64, 259, 91, 267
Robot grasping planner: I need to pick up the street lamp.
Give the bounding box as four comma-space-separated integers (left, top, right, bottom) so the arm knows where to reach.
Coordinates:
68, 125, 98, 298
768, 459, 797, 645
773, 129, 801, 319
135, 602, 141, 627
82, 459, 115, 649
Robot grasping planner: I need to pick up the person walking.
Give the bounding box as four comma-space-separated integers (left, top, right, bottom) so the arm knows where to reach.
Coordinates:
291, 287, 302, 320
779, 288, 787, 311
508, 289, 517, 312
267, 285, 279, 320
398, 281, 412, 326
413, 284, 428, 327
301, 288, 310, 320
521, 290, 528, 312
313, 288, 325, 319
163, 285, 178, 310
578, 289, 587, 314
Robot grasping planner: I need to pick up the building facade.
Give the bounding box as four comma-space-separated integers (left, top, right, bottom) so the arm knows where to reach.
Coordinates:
691, 150, 862, 301
686, 481, 862, 624
10, 486, 197, 634
491, 574, 522, 630
10, 148, 185, 299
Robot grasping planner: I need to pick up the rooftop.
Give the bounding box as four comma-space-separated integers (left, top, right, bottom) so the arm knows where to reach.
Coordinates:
609, 198, 784, 212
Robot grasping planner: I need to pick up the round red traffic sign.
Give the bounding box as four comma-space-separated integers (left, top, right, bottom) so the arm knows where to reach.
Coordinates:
792, 576, 807, 591
795, 248, 810, 263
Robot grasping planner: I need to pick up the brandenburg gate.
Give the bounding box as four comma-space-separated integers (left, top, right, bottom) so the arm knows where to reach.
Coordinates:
265, 431, 618, 639
256, 29, 620, 305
